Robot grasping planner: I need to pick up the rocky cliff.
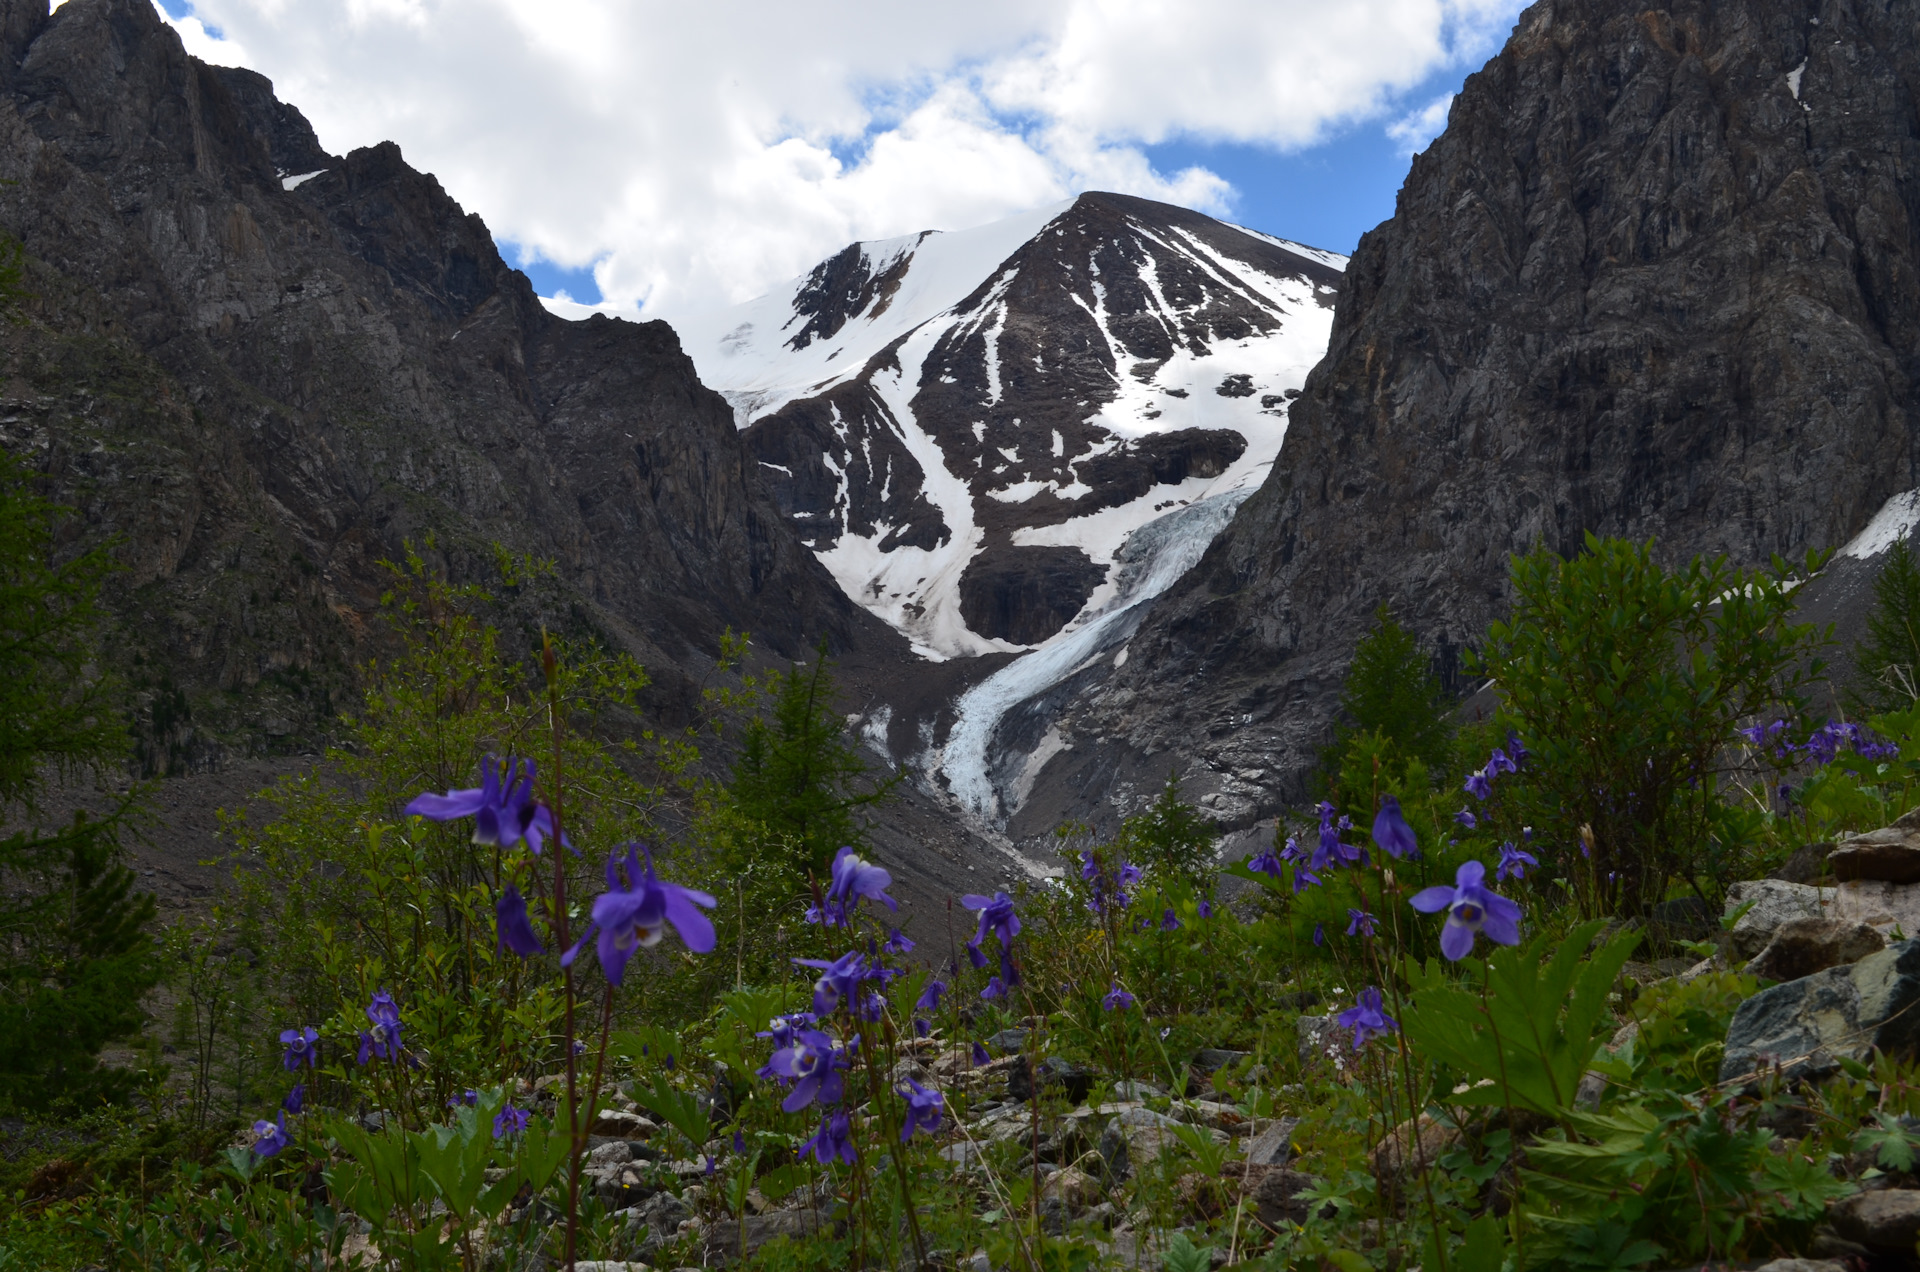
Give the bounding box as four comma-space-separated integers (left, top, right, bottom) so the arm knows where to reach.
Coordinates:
0, 0, 901, 770
1025, 0, 1920, 835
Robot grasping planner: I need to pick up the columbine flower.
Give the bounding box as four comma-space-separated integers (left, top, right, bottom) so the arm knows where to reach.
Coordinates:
1410, 860, 1523, 960
916, 980, 947, 1013
280, 1026, 319, 1071
883, 928, 914, 954
1345, 908, 1378, 938
357, 992, 402, 1065
251, 1111, 289, 1157
1336, 988, 1398, 1049
1372, 796, 1418, 860
1454, 808, 1477, 829
282, 1084, 305, 1115
1160, 909, 1181, 932
794, 951, 868, 1016
961, 891, 1020, 951
1506, 731, 1528, 765
1495, 842, 1538, 882
1197, 899, 1213, 920
1464, 771, 1493, 801
1487, 747, 1518, 777
821, 847, 898, 926
970, 1041, 990, 1066
768, 1029, 849, 1111
799, 1111, 856, 1165
981, 976, 1007, 1001
1293, 863, 1323, 894
493, 1104, 529, 1139
964, 941, 988, 970
1248, 849, 1283, 878
405, 756, 563, 854
560, 845, 717, 985
1310, 802, 1365, 870
1103, 983, 1134, 1011
495, 885, 544, 957
900, 1080, 944, 1140
1312, 923, 1324, 947
914, 1017, 931, 1038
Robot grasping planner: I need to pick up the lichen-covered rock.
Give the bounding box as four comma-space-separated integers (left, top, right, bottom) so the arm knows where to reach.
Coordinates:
1721, 941, 1920, 1084
1832, 879, 1920, 938
1746, 917, 1886, 983
1726, 881, 1836, 961
1830, 827, 1920, 885
1827, 1189, 1920, 1254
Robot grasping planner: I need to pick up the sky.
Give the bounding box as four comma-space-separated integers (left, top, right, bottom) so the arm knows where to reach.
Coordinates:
136, 0, 1529, 319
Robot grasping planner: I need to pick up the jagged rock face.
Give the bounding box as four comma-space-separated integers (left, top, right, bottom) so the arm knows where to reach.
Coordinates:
1066, 0, 1920, 830
0, 0, 893, 762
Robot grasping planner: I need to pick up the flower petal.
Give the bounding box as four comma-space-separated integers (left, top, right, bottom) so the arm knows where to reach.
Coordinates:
1438, 918, 1475, 960
1408, 885, 1455, 913
664, 887, 718, 954
405, 789, 486, 820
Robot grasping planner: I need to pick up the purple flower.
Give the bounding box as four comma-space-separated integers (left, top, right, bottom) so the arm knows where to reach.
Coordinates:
405, 756, 564, 854
447, 1089, 479, 1108
799, 1111, 856, 1165
1336, 987, 1397, 1049
280, 1026, 319, 1072
1160, 909, 1182, 932
1293, 863, 1323, 894
282, 1084, 305, 1115
1310, 802, 1365, 870
916, 980, 947, 1013
1248, 850, 1284, 879
1345, 908, 1378, 938
493, 1104, 530, 1139
964, 941, 988, 970
900, 1079, 944, 1140
1119, 862, 1143, 888
1495, 842, 1538, 883
961, 891, 1021, 951
914, 1017, 931, 1038
1464, 771, 1493, 801
733, 1130, 747, 1154
822, 847, 898, 926
971, 1041, 990, 1066
1372, 796, 1417, 860
357, 992, 402, 1065
1197, 899, 1213, 920
1103, 983, 1135, 1011
251, 1111, 289, 1158
999, 952, 1021, 988
981, 976, 1007, 1001
1487, 747, 1517, 777
883, 928, 914, 954
1312, 923, 1324, 947
794, 951, 868, 1016
560, 845, 717, 985
495, 884, 544, 957
1506, 731, 1528, 766
1277, 836, 1303, 862
768, 1029, 849, 1112
1454, 808, 1477, 830
1410, 860, 1523, 960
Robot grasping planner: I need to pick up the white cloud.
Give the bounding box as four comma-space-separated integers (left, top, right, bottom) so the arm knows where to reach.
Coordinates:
154, 0, 1523, 315
1386, 93, 1456, 155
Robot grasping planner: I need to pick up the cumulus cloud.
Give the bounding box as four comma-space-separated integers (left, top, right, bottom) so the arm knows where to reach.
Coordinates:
151, 0, 1524, 314
1386, 93, 1456, 155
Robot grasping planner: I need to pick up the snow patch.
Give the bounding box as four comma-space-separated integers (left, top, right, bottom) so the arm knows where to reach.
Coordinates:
1841, 489, 1920, 560
1787, 59, 1808, 106
281, 170, 325, 191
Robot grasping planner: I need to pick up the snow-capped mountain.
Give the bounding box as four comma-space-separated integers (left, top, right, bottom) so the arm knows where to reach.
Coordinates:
670, 192, 1344, 825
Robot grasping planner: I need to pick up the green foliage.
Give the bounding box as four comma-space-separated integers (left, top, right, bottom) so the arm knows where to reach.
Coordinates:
726, 640, 898, 879
0, 454, 158, 1113
1478, 534, 1827, 916
1611, 970, 1757, 1094
1854, 539, 1920, 712
1117, 770, 1215, 886
1323, 604, 1456, 786
1401, 920, 1638, 1116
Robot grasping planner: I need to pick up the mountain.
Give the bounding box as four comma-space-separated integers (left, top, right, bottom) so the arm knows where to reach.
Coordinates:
667, 195, 1343, 827
0, 0, 907, 768
1058, 0, 1920, 832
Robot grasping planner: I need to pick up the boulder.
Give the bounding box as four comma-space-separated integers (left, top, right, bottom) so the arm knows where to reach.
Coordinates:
1372, 1115, 1461, 1190
1830, 828, 1920, 884
1244, 1117, 1299, 1167
592, 1109, 658, 1139
1726, 880, 1835, 960
1007, 1056, 1096, 1103
1250, 1168, 1322, 1230
1190, 1048, 1250, 1075
1832, 878, 1920, 938
1827, 1189, 1920, 1253
1720, 940, 1920, 1084
1747, 918, 1886, 982
1041, 1165, 1101, 1208
1753, 1261, 1848, 1272
705, 1207, 836, 1263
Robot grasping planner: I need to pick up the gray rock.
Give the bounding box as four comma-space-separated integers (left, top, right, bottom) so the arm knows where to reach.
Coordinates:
705, 1208, 836, 1264
1189, 1048, 1250, 1075
1747, 917, 1886, 982
1244, 1117, 1298, 1167
1831, 828, 1920, 884
1250, 1168, 1320, 1231
1769, 843, 1838, 886
1726, 880, 1836, 961
1721, 940, 1920, 1084
1006, 1056, 1096, 1103
986, 1029, 1030, 1056
1753, 1261, 1847, 1272
1832, 878, 1920, 939
1827, 1188, 1920, 1253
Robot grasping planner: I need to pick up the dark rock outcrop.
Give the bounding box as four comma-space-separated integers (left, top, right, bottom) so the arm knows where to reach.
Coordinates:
1745, 916, 1885, 983
1720, 940, 1920, 1083
1067, 0, 1920, 819
0, 0, 898, 761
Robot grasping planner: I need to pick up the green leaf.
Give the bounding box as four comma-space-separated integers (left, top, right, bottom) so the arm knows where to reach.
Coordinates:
1162, 1232, 1214, 1272
1858, 1112, 1920, 1174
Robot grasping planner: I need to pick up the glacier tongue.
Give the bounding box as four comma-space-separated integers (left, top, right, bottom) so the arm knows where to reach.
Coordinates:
665, 191, 1345, 829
